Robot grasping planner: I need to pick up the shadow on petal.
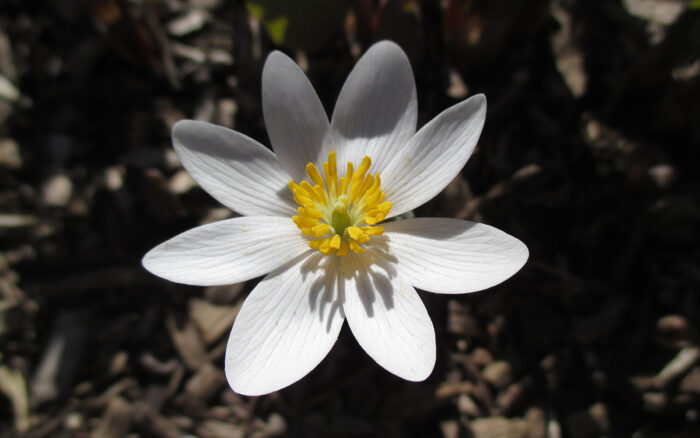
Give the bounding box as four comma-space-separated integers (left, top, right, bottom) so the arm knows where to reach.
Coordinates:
298, 236, 402, 324
346, 238, 400, 317
302, 253, 344, 332
384, 217, 474, 240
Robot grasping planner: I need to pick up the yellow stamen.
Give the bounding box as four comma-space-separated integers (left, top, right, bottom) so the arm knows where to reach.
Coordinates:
337, 242, 349, 257
330, 234, 341, 249
349, 240, 365, 254
338, 162, 353, 194
362, 226, 384, 236
319, 238, 332, 253
312, 223, 331, 237
289, 151, 391, 257
299, 206, 323, 219
346, 226, 363, 241
306, 162, 324, 187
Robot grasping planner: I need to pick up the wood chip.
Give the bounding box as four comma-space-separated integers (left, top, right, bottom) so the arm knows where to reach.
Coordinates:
472, 347, 494, 367
0, 365, 29, 433
446, 300, 482, 337
184, 362, 226, 401
166, 316, 208, 371
657, 347, 700, 387
203, 282, 245, 304
216, 98, 237, 128
0, 214, 38, 228
495, 379, 530, 414
0, 276, 24, 311
0, 138, 21, 168
190, 298, 240, 345
679, 366, 700, 394
526, 408, 547, 438
251, 413, 287, 438
89, 378, 138, 409
196, 420, 244, 438
468, 416, 529, 438
457, 393, 481, 417
656, 314, 693, 349
132, 401, 181, 438
565, 403, 610, 438
42, 174, 73, 207
0, 29, 16, 81
108, 351, 129, 376
167, 9, 210, 36
30, 311, 87, 405
549, 1, 586, 97
92, 396, 132, 438
171, 42, 207, 63
623, 0, 684, 25
446, 68, 468, 99
482, 361, 513, 389
140, 352, 179, 375
435, 380, 474, 399
0, 74, 19, 101
168, 169, 197, 194
166, 364, 185, 401
440, 420, 460, 438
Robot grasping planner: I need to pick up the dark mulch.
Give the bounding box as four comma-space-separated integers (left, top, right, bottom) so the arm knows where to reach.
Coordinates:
1, 0, 699, 437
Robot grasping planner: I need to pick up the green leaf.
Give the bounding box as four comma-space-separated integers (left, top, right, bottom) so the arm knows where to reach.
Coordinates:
246, 0, 349, 52
265, 16, 289, 44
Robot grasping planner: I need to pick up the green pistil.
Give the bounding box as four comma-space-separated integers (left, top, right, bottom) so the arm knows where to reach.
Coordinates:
331, 207, 352, 236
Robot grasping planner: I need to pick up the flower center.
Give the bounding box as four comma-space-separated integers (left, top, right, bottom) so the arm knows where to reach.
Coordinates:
289, 151, 392, 256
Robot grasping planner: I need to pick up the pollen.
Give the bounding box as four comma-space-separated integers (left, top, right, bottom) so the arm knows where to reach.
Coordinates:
289, 151, 391, 256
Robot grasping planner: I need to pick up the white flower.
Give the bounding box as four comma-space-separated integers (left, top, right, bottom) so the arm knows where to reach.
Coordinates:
142, 41, 528, 396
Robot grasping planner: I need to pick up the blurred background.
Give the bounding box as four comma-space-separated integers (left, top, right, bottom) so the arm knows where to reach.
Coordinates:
1, 0, 699, 437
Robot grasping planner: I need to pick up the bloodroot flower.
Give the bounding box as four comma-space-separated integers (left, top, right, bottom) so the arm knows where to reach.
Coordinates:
143, 41, 528, 395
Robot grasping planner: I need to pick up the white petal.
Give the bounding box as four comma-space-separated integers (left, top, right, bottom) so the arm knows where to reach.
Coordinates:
382, 218, 528, 294
382, 94, 486, 217
340, 251, 435, 381
142, 216, 308, 286
172, 120, 295, 217
225, 254, 345, 395
330, 41, 417, 172
263, 51, 331, 182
